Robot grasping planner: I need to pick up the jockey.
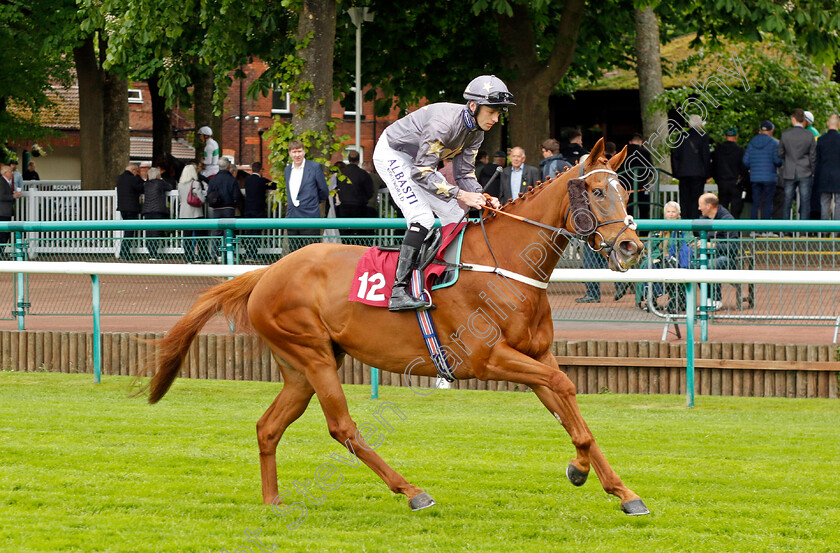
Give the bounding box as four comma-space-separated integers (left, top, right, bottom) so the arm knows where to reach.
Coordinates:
373, 75, 514, 311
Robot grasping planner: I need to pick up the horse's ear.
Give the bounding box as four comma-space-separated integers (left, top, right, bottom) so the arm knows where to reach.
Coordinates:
586, 138, 605, 169
608, 145, 628, 171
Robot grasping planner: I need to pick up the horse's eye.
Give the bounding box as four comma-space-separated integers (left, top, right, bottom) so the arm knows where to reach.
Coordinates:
591, 188, 604, 198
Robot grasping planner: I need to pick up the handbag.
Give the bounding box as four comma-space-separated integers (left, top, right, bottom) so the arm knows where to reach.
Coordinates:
186, 183, 203, 208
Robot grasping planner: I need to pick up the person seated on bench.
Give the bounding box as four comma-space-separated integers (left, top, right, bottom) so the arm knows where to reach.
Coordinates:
643, 201, 693, 312
698, 192, 739, 311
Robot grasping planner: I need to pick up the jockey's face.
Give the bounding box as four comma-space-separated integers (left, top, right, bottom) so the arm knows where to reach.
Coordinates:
475, 105, 501, 131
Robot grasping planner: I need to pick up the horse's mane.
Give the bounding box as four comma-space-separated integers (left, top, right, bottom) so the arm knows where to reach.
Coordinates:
474, 157, 607, 225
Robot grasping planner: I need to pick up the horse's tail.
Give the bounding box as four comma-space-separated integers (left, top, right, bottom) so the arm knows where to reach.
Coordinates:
146, 267, 269, 403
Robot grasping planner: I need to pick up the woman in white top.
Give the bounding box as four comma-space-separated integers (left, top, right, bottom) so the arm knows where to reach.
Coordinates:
177, 164, 207, 263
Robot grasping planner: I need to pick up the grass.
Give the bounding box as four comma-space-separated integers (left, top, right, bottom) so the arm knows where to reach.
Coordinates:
1, 372, 839, 553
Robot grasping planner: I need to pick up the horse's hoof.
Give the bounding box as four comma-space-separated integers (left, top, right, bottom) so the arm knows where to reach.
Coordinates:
621, 498, 650, 516
408, 492, 436, 511
566, 463, 589, 487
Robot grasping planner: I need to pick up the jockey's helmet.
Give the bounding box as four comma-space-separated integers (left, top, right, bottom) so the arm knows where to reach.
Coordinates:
463, 75, 515, 112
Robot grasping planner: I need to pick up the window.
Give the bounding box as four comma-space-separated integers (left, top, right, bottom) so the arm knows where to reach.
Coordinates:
128, 89, 143, 104
272, 90, 291, 114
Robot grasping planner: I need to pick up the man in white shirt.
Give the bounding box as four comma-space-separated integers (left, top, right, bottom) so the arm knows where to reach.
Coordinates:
8, 161, 23, 192
283, 139, 329, 251
198, 126, 220, 178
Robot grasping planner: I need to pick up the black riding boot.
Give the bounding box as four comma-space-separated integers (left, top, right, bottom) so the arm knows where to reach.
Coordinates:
389, 243, 431, 312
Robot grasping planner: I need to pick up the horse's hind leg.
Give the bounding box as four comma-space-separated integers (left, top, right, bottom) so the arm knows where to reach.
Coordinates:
257, 364, 315, 504
301, 355, 433, 510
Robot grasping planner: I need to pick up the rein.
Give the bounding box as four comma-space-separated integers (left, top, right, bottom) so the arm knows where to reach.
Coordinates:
459, 165, 638, 287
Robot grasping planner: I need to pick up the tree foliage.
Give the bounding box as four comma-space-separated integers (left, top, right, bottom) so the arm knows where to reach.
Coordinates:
650, 39, 840, 145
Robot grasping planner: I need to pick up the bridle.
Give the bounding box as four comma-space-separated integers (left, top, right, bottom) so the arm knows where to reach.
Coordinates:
479, 164, 637, 261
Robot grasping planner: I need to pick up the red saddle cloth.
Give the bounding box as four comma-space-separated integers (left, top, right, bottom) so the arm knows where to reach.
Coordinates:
349, 222, 466, 307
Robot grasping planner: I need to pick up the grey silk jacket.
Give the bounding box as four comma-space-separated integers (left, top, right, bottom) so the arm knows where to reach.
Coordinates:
383, 103, 484, 199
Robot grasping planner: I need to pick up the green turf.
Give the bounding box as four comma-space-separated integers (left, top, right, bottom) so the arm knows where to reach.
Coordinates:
1, 372, 839, 553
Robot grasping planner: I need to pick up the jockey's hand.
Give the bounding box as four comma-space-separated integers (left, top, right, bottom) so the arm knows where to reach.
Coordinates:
456, 190, 499, 210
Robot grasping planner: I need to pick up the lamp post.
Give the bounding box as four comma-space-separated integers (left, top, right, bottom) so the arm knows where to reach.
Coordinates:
347, 7, 374, 161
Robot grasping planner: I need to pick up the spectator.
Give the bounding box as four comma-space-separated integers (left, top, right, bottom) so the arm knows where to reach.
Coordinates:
241, 161, 277, 260
743, 120, 782, 221
142, 167, 174, 261
576, 242, 606, 303
116, 162, 145, 260
671, 114, 711, 219
362, 160, 387, 217
539, 138, 571, 181
778, 108, 817, 220
198, 126, 220, 179
0, 165, 22, 255
560, 130, 588, 164
23, 161, 39, 181
644, 201, 693, 313
8, 161, 23, 192
815, 114, 840, 221
619, 133, 654, 220
711, 127, 746, 218
478, 150, 507, 186
207, 157, 243, 261
284, 139, 329, 252
474, 150, 489, 178
804, 111, 820, 140
698, 193, 738, 310
337, 150, 374, 244
604, 141, 617, 159
177, 163, 208, 264
491, 146, 540, 204
138, 161, 151, 181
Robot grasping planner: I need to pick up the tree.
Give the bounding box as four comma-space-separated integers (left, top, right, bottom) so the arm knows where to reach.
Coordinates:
650, 40, 840, 145
634, 5, 669, 176
0, 2, 74, 160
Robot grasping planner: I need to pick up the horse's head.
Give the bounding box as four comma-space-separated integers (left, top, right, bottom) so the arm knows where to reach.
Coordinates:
564, 138, 644, 272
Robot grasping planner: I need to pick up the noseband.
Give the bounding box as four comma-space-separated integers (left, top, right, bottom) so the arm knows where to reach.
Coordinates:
564, 166, 638, 259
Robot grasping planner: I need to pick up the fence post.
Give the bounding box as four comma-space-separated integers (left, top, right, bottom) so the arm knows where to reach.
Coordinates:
224, 228, 236, 265
697, 230, 709, 342
14, 231, 26, 330
371, 367, 379, 399
91, 274, 101, 384
684, 282, 696, 408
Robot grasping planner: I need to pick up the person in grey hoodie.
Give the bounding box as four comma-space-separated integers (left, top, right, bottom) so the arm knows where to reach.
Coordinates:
743, 120, 782, 219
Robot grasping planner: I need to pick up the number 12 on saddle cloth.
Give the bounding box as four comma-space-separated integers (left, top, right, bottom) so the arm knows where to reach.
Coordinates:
349, 222, 466, 308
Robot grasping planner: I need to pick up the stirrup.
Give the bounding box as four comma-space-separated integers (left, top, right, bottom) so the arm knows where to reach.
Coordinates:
389, 287, 435, 312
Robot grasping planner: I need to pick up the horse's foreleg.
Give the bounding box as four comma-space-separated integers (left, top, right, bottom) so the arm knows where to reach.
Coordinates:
257, 366, 315, 504
302, 360, 434, 510
484, 344, 649, 515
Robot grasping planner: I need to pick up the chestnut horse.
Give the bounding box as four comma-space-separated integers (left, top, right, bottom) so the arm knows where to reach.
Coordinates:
145, 138, 650, 515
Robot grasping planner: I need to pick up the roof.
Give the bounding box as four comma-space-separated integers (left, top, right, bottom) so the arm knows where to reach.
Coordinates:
9, 86, 80, 129
130, 137, 196, 161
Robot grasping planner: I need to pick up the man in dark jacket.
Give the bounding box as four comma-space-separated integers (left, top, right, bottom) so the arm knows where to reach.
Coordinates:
778, 108, 818, 220
698, 193, 738, 310
815, 114, 840, 220
671, 114, 711, 219
711, 127, 746, 218
116, 163, 145, 260
0, 165, 22, 254
478, 150, 507, 186
619, 133, 654, 220
242, 161, 276, 260
491, 146, 541, 204
207, 158, 243, 261
142, 167, 175, 260
337, 150, 374, 243
743, 120, 782, 220
539, 138, 572, 181
560, 130, 588, 164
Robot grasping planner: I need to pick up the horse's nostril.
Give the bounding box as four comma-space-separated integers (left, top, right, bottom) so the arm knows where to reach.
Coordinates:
620, 241, 639, 255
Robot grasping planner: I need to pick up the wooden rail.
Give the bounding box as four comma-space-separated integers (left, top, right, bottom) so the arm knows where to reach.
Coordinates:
1, 331, 836, 399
